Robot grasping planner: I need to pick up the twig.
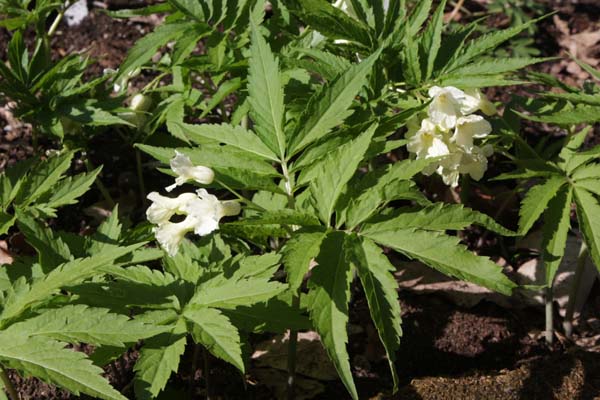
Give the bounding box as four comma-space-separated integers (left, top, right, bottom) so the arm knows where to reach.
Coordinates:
446, 0, 466, 23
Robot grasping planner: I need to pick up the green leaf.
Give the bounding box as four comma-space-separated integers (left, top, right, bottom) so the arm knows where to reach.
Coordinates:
521, 105, 600, 125
177, 122, 278, 161
364, 229, 515, 295
518, 175, 567, 235
117, 21, 195, 80
134, 319, 187, 400
574, 188, 600, 271
226, 210, 320, 227
282, 230, 328, 294
190, 275, 286, 309
541, 185, 573, 286
362, 203, 515, 236
38, 167, 101, 211
248, 21, 286, 159
222, 299, 310, 333
306, 231, 357, 399
290, 0, 372, 45
447, 57, 552, 76
0, 211, 15, 236
310, 127, 375, 225
184, 306, 244, 371
15, 214, 71, 270
346, 235, 401, 390
419, 0, 446, 80
571, 164, 600, 181
16, 151, 74, 206
0, 334, 126, 400
558, 126, 591, 171
449, 16, 544, 69
575, 179, 600, 197
407, 0, 432, 35
0, 243, 143, 323
289, 50, 381, 155
4, 305, 164, 347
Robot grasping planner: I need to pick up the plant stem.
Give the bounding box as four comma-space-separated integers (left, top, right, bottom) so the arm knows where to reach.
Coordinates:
0, 366, 19, 400
564, 241, 589, 338
286, 294, 300, 400
48, 0, 73, 38
85, 157, 116, 209
188, 344, 200, 400
545, 286, 554, 345
135, 149, 147, 206
203, 348, 212, 400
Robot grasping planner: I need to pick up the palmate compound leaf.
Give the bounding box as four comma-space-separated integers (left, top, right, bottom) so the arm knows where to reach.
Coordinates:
288, 49, 382, 156
183, 306, 245, 372
3, 305, 166, 347
363, 229, 515, 295
361, 203, 515, 237
574, 188, 600, 271
0, 243, 144, 324
310, 126, 375, 225
542, 185, 573, 286
306, 231, 357, 399
134, 318, 187, 400
518, 175, 568, 236
346, 234, 401, 391
248, 20, 286, 159
0, 333, 126, 400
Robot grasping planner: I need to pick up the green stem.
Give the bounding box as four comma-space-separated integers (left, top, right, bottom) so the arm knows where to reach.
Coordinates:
564, 241, 589, 338
0, 366, 19, 400
85, 158, 115, 209
214, 178, 265, 212
545, 286, 554, 345
281, 158, 301, 400
188, 344, 200, 400
135, 149, 147, 205
286, 294, 301, 400
48, 0, 74, 38
203, 348, 212, 400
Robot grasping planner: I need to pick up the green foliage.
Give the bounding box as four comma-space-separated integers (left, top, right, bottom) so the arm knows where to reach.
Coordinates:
0, 0, 565, 398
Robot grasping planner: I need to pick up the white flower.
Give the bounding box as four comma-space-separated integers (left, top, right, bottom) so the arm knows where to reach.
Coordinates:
427, 86, 469, 130
147, 189, 241, 256
406, 118, 450, 159
464, 88, 497, 116
451, 115, 492, 149
153, 216, 201, 257
166, 151, 215, 192
146, 192, 198, 225
458, 145, 492, 181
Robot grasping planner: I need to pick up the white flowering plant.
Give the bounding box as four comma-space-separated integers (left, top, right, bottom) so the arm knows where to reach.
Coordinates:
2, 1, 597, 400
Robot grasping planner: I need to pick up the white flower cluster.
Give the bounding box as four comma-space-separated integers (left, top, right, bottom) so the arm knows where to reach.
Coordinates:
406, 86, 497, 188
146, 151, 241, 256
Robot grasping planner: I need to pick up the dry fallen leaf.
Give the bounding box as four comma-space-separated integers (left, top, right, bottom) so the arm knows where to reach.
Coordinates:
0, 240, 14, 265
